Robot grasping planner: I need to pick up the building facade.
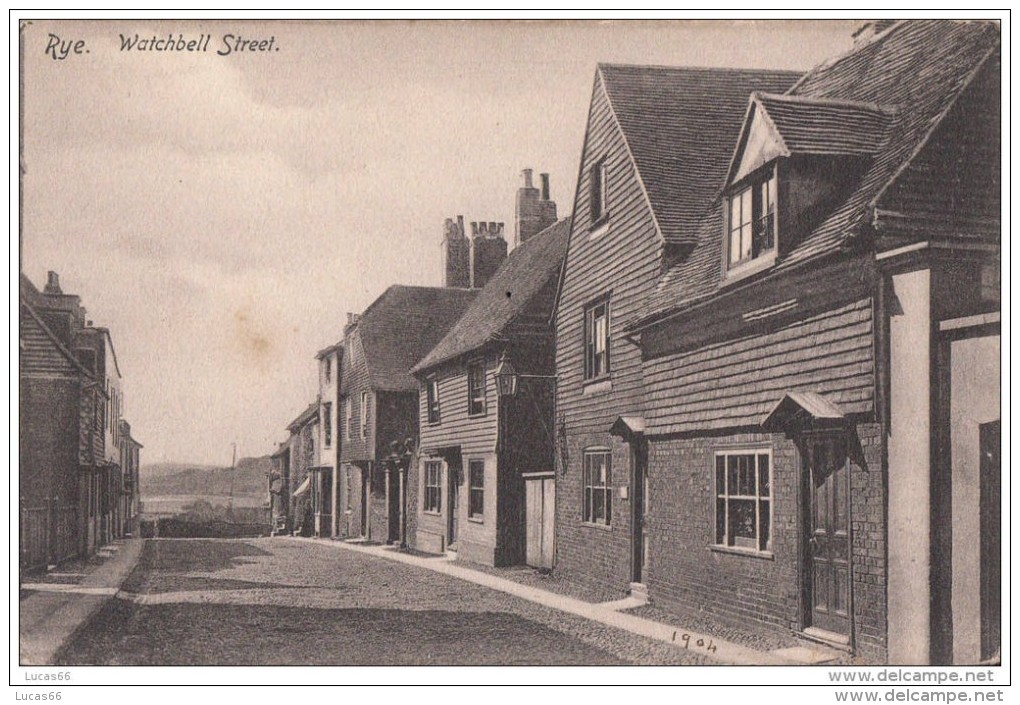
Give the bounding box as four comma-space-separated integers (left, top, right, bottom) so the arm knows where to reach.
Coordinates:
409, 200, 568, 565
552, 63, 801, 598
315, 342, 343, 537
19, 271, 137, 570
338, 285, 477, 544
623, 21, 999, 665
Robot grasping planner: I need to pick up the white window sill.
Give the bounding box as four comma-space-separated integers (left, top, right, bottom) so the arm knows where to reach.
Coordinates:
588, 219, 610, 240
709, 544, 774, 560
723, 251, 777, 286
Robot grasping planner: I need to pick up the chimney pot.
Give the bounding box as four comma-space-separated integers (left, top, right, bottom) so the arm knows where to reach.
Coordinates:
471, 222, 479, 237
522, 168, 534, 189
540, 173, 550, 201
489, 221, 497, 235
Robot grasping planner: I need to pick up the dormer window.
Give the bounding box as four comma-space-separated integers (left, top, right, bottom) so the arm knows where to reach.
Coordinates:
726, 164, 778, 278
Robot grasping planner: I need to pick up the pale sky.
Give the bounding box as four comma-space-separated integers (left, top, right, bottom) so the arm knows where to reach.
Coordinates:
21, 19, 857, 465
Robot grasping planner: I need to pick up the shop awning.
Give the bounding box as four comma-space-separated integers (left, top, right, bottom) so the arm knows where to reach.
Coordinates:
761, 392, 846, 432
292, 476, 311, 497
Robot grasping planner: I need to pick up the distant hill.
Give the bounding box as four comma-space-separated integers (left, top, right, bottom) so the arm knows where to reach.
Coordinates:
140, 456, 273, 498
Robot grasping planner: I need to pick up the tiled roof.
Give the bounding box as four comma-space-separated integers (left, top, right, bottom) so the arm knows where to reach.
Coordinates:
638, 20, 1000, 327
752, 93, 896, 156
598, 64, 802, 246
358, 285, 478, 391
286, 401, 319, 433
412, 218, 571, 374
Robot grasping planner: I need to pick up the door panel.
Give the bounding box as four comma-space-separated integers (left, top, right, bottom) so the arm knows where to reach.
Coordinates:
806, 437, 850, 636
525, 481, 541, 566
632, 445, 648, 583
447, 464, 460, 549
979, 420, 1000, 661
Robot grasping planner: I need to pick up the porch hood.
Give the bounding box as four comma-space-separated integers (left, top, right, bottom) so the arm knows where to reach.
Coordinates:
761, 391, 846, 432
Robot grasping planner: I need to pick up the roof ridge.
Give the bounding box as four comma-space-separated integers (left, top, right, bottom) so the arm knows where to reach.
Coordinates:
754, 90, 898, 115
783, 20, 908, 96
598, 61, 801, 76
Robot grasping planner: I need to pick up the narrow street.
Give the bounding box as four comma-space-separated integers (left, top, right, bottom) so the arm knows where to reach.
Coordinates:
56, 538, 708, 666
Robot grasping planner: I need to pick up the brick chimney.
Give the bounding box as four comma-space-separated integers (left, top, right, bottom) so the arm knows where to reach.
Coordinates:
470, 221, 507, 289
515, 168, 558, 247
442, 216, 471, 288
343, 312, 361, 337
44, 270, 63, 295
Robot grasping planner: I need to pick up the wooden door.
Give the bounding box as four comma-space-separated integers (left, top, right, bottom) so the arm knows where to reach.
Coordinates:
525, 475, 555, 569
447, 463, 460, 550
980, 420, 1000, 661
632, 444, 648, 583
360, 466, 369, 537
387, 468, 401, 544
805, 436, 850, 636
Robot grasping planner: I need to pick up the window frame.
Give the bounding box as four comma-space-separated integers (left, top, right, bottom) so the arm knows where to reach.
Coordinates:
724, 162, 779, 281
426, 376, 441, 424
467, 459, 485, 521
713, 448, 773, 554
343, 396, 352, 441
467, 360, 487, 417
360, 391, 369, 439
424, 460, 443, 515
323, 401, 333, 448
583, 296, 612, 382
582, 449, 612, 526
589, 157, 609, 228
324, 356, 332, 384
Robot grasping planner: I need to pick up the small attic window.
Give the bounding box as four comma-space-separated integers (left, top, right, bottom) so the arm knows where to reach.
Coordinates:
589, 158, 608, 228
725, 164, 778, 279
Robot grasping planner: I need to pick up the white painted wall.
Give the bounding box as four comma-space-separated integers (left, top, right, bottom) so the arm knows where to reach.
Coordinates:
887, 268, 932, 664
950, 333, 1000, 664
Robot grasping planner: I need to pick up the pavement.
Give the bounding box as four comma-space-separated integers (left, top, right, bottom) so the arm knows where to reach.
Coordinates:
285, 536, 841, 666
19, 535, 841, 666
19, 538, 143, 665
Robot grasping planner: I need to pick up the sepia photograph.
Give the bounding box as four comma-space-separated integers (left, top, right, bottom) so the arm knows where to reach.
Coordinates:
13, 11, 1005, 694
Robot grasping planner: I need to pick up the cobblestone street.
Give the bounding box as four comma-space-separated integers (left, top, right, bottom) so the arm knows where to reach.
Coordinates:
57, 538, 708, 666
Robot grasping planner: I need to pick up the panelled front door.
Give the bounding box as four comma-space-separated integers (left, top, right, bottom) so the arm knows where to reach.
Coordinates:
805, 436, 850, 637
447, 463, 460, 550
632, 443, 648, 584
525, 474, 556, 570
979, 419, 1000, 662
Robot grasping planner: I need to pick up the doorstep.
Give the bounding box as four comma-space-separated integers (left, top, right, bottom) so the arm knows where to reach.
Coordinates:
801, 626, 852, 651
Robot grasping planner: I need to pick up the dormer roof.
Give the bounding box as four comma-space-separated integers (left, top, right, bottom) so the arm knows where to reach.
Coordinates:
635, 20, 1000, 330
727, 93, 897, 184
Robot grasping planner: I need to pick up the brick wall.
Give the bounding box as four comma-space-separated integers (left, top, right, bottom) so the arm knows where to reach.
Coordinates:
850, 422, 887, 661
645, 423, 886, 661
553, 431, 633, 598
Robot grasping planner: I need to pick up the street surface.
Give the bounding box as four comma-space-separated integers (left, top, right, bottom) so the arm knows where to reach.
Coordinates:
58, 538, 707, 665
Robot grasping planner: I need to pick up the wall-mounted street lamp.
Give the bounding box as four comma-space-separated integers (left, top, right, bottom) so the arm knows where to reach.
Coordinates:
494, 351, 556, 398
